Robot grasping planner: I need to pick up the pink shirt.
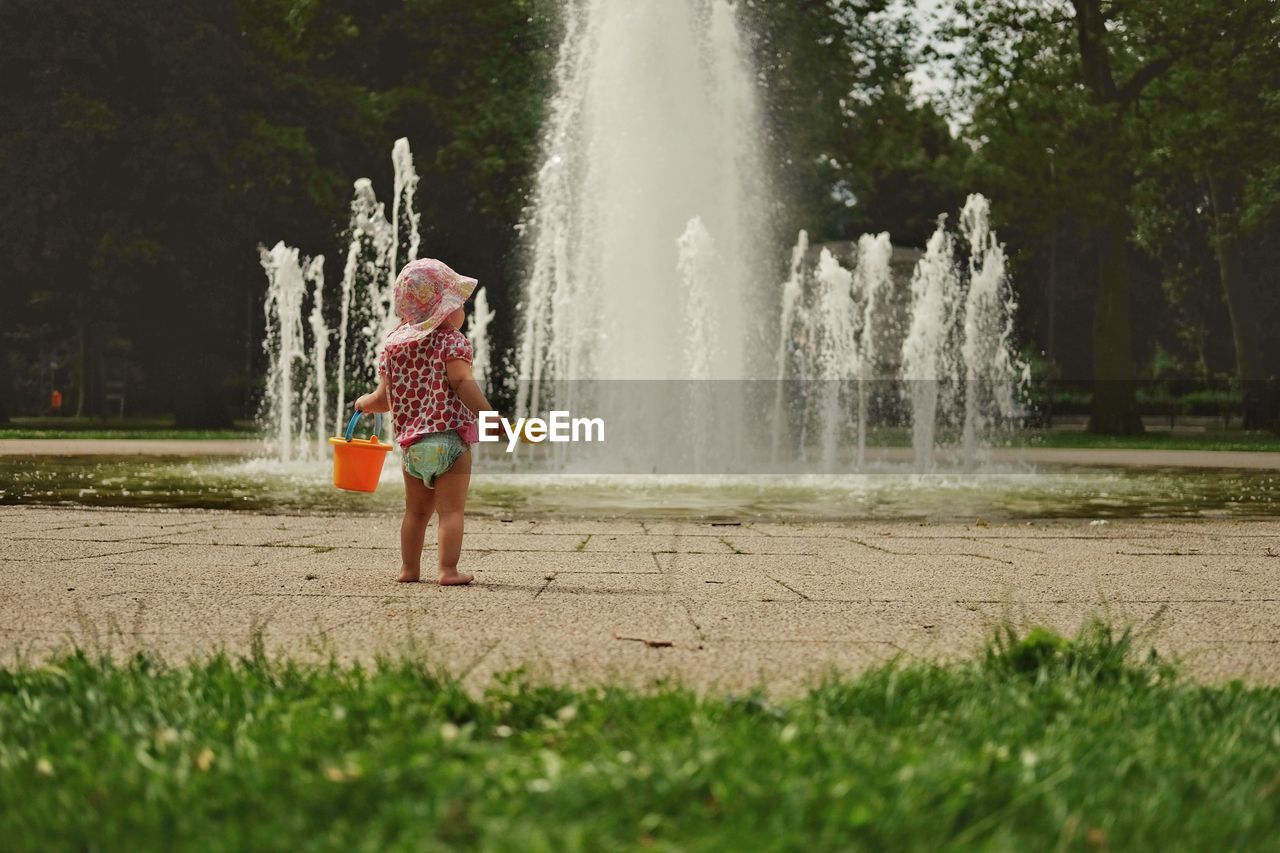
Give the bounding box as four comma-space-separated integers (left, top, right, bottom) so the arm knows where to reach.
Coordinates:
378, 326, 476, 450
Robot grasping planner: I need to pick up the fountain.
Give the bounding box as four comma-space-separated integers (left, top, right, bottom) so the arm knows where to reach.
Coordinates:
507, 0, 1024, 474
853, 232, 894, 468
259, 243, 326, 463
778, 198, 1026, 473
260, 138, 496, 462
466, 287, 497, 389
515, 0, 771, 414
332, 179, 394, 448
900, 219, 964, 472
259, 3, 1022, 476
958, 194, 1026, 466
260, 138, 495, 462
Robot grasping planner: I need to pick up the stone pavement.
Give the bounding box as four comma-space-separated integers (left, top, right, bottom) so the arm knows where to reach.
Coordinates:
2, 505, 1277, 692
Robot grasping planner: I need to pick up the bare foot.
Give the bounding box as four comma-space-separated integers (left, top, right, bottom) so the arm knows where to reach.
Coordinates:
398, 568, 421, 583
439, 571, 474, 586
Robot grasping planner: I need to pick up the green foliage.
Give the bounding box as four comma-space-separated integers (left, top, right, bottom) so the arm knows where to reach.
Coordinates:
2, 0, 1276, 427
745, 0, 970, 246
0, 0, 557, 425
944, 0, 1280, 417
3, 626, 1279, 849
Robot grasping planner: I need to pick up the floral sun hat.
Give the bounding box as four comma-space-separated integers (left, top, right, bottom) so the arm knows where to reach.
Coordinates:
382, 258, 477, 348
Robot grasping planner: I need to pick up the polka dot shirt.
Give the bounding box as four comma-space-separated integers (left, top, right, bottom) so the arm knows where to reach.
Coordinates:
378, 327, 475, 450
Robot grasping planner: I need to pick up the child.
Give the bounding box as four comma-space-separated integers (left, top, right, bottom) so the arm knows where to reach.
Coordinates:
355, 258, 493, 585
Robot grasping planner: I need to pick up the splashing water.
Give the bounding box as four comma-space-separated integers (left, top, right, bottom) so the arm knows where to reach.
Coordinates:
466, 287, 496, 389
812, 248, 859, 473
333, 179, 394, 440
853, 232, 894, 468
516, 0, 771, 413
678, 217, 721, 382
959, 194, 1027, 467
901, 219, 964, 472
261, 139, 430, 461
257, 5, 1024, 481
779, 196, 1026, 473
678, 216, 723, 469
259, 243, 326, 462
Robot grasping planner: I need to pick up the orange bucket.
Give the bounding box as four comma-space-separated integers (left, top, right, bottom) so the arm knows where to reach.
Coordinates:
329, 412, 393, 493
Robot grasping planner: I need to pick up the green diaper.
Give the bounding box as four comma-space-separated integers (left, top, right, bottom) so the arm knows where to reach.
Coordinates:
401, 430, 468, 488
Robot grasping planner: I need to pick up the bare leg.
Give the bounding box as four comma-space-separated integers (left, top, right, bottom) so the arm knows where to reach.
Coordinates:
399, 468, 436, 583
433, 448, 473, 585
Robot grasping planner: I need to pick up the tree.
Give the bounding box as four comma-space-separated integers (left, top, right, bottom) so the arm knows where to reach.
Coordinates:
947, 0, 1280, 432
946, 0, 1186, 433
745, 0, 969, 248
1133, 0, 1280, 427
0, 0, 556, 423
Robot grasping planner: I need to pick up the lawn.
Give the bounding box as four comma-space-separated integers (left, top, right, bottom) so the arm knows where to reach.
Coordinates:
0, 417, 259, 441
2, 625, 1277, 850
1009, 429, 1280, 453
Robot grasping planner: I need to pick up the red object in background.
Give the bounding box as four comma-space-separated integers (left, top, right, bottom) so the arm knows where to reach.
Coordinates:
50, 389, 63, 412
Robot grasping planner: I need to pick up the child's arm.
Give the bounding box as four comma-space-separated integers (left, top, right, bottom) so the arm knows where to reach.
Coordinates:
354, 377, 391, 413
445, 359, 492, 416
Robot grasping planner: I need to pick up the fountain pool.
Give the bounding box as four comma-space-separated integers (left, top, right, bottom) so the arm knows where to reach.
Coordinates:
3, 456, 1277, 521
229, 0, 1272, 524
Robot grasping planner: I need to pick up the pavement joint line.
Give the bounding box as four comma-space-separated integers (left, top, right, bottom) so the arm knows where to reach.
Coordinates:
958, 552, 1018, 566
709, 639, 920, 647
844, 538, 907, 555
532, 573, 558, 599
679, 600, 707, 642
1115, 551, 1242, 557
2, 543, 174, 562
24, 538, 669, 556
997, 542, 1050, 555
16, 586, 1272, 609
320, 615, 376, 636
719, 537, 745, 555
456, 640, 503, 682
769, 577, 811, 601
539, 588, 667, 599
0, 628, 228, 639
951, 598, 1280, 604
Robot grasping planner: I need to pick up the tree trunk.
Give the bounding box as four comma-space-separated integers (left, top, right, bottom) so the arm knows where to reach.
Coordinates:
74, 316, 86, 418
1205, 167, 1269, 428
0, 342, 10, 424
1073, 0, 1145, 434
1088, 221, 1144, 434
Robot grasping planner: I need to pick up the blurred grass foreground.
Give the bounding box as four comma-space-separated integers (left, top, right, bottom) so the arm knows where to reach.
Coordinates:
2, 623, 1278, 850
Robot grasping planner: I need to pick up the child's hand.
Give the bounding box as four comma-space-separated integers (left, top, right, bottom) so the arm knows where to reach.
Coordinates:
355, 379, 391, 414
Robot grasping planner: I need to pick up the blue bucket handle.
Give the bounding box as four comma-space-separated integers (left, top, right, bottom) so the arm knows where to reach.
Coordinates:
344, 411, 382, 442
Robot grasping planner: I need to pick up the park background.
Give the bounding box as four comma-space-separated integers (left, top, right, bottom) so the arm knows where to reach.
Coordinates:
1, 0, 1277, 433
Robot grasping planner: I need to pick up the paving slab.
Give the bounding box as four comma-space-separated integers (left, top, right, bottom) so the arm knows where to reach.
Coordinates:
1, 506, 1277, 692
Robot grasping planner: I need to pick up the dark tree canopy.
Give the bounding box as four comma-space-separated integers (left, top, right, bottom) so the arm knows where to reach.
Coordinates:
1, 0, 1276, 431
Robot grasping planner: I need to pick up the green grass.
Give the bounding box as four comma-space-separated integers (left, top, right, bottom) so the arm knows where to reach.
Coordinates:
1006, 429, 1280, 453
3, 625, 1278, 850
0, 428, 260, 440
0, 417, 260, 440
838, 427, 1280, 453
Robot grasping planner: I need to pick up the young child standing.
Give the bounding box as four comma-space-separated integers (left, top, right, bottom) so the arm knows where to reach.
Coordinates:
355, 259, 492, 586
